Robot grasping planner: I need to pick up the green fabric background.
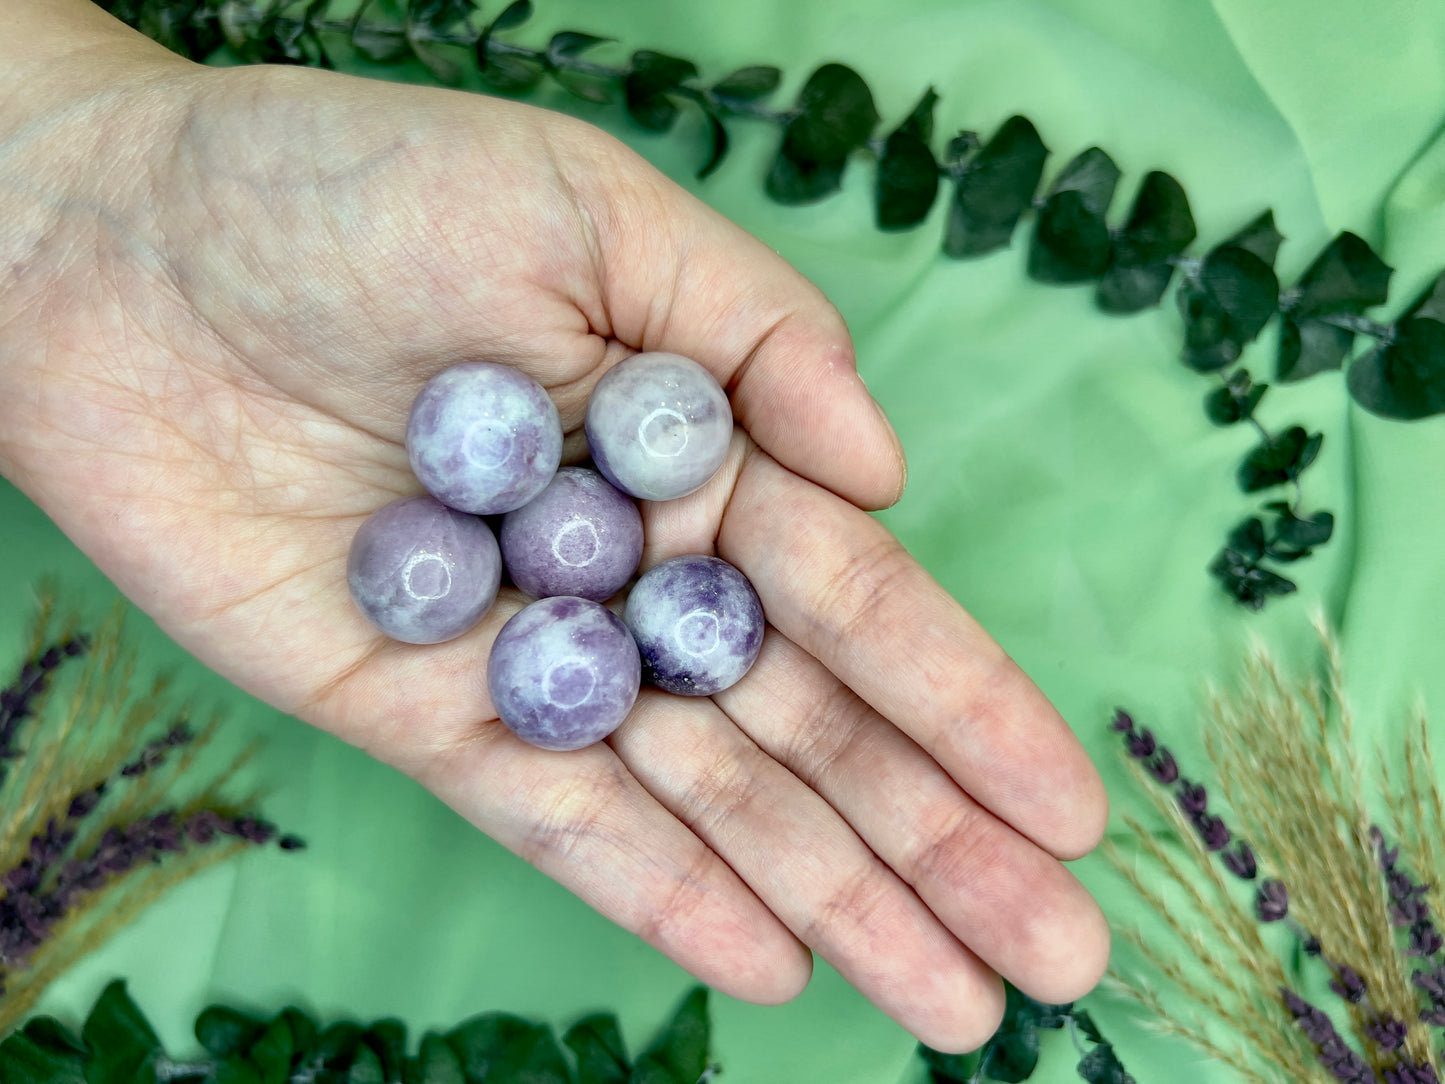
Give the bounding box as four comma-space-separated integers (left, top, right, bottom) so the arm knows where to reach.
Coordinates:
6, 0, 1445, 1080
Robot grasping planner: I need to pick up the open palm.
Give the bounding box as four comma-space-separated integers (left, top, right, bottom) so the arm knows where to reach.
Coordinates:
0, 53, 1108, 1051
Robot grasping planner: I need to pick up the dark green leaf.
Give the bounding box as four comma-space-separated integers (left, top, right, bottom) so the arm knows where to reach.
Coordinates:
1227, 517, 1267, 563
83, 981, 160, 1084
408, 0, 477, 31
1076, 1042, 1132, 1084
416, 1034, 464, 1084
364, 1020, 407, 1083
709, 65, 781, 101
1071, 1010, 1104, 1046
348, 1044, 384, 1084
981, 1024, 1040, 1082
546, 31, 611, 66
917, 1044, 981, 1083
898, 86, 939, 144
316, 1022, 365, 1069
1273, 510, 1334, 550
249, 1017, 295, 1084
765, 146, 847, 204
0, 1018, 87, 1084
411, 42, 463, 86
1030, 190, 1113, 283
552, 69, 613, 103
212, 1056, 263, 1084
944, 130, 980, 165
876, 130, 940, 230
623, 51, 699, 132
478, 54, 543, 93
1205, 371, 1267, 425
1347, 316, 1445, 419
696, 112, 729, 180
1238, 427, 1316, 492
350, 23, 411, 63
1096, 261, 1174, 314
1288, 231, 1392, 317
1222, 209, 1283, 267
564, 1014, 630, 1084
278, 1009, 318, 1065
766, 64, 878, 204
943, 116, 1046, 258
629, 987, 709, 1084
1277, 317, 1354, 381
1178, 245, 1279, 371
1110, 171, 1196, 266
1028, 148, 1119, 283
446, 1014, 570, 1084
489, 0, 532, 32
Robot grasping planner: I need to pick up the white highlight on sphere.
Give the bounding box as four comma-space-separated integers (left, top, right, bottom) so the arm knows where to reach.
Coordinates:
402, 552, 452, 601
674, 611, 721, 656
551, 519, 602, 568
544, 657, 598, 708
462, 418, 515, 468
638, 407, 690, 458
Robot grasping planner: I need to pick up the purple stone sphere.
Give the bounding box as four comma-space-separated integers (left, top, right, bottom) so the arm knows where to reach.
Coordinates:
623, 555, 764, 696
584, 352, 733, 501
487, 596, 641, 751
406, 361, 563, 515
500, 467, 644, 601
347, 495, 502, 644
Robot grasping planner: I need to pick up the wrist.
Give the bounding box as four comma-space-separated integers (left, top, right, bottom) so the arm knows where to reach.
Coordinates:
0, 2, 199, 490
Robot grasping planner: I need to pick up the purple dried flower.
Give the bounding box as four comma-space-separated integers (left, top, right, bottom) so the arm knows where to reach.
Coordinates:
1111, 708, 1135, 733
1126, 728, 1157, 759
1366, 1016, 1409, 1051
1386, 1064, 1440, 1084
1280, 988, 1380, 1083
1177, 781, 1209, 816
1256, 879, 1289, 922
0, 636, 88, 765
1223, 840, 1258, 880
1409, 921, 1444, 958
1193, 811, 1231, 851
1147, 749, 1179, 784
1330, 964, 1368, 1004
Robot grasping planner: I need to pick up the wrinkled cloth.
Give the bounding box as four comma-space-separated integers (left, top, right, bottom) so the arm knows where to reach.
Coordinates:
5, 1, 1445, 1081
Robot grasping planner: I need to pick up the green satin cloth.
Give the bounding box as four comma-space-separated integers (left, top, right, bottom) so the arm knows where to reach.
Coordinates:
8, 1, 1445, 1080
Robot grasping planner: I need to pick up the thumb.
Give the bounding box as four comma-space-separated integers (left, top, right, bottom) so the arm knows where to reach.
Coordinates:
540, 115, 907, 511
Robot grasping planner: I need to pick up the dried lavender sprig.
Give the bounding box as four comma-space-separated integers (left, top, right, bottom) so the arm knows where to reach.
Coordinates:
1281, 988, 1381, 1083
0, 637, 87, 764
1371, 826, 1445, 1031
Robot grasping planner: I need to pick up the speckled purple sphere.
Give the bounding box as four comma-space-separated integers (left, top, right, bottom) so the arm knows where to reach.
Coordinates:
623, 555, 764, 696
487, 596, 642, 750
407, 361, 563, 515
347, 495, 502, 644
500, 467, 644, 601
584, 352, 733, 501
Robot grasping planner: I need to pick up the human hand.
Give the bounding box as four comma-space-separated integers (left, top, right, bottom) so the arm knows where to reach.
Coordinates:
0, 13, 1109, 1052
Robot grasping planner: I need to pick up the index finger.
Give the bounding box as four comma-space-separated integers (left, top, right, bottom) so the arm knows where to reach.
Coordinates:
718, 449, 1109, 860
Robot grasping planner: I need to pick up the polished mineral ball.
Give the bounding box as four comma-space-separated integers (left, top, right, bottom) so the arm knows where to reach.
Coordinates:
500, 467, 644, 601
487, 596, 641, 750
406, 361, 563, 515
347, 495, 501, 644
584, 352, 732, 501
623, 555, 764, 696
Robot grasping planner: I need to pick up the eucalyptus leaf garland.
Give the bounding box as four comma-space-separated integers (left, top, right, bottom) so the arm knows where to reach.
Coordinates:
91, 2, 1445, 602
0, 979, 719, 1084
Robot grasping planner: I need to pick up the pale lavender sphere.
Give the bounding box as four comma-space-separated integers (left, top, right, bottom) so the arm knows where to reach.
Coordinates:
584, 352, 733, 501
347, 495, 502, 644
500, 467, 644, 601
487, 596, 642, 750
407, 361, 563, 515
623, 555, 764, 696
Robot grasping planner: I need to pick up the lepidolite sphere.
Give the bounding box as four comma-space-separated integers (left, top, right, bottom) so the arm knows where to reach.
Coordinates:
406, 361, 563, 515
487, 596, 641, 750
500, 467, 644, 601
624, 555, 764, 696
584, 352, 732, 501
347, 495, 502, 644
